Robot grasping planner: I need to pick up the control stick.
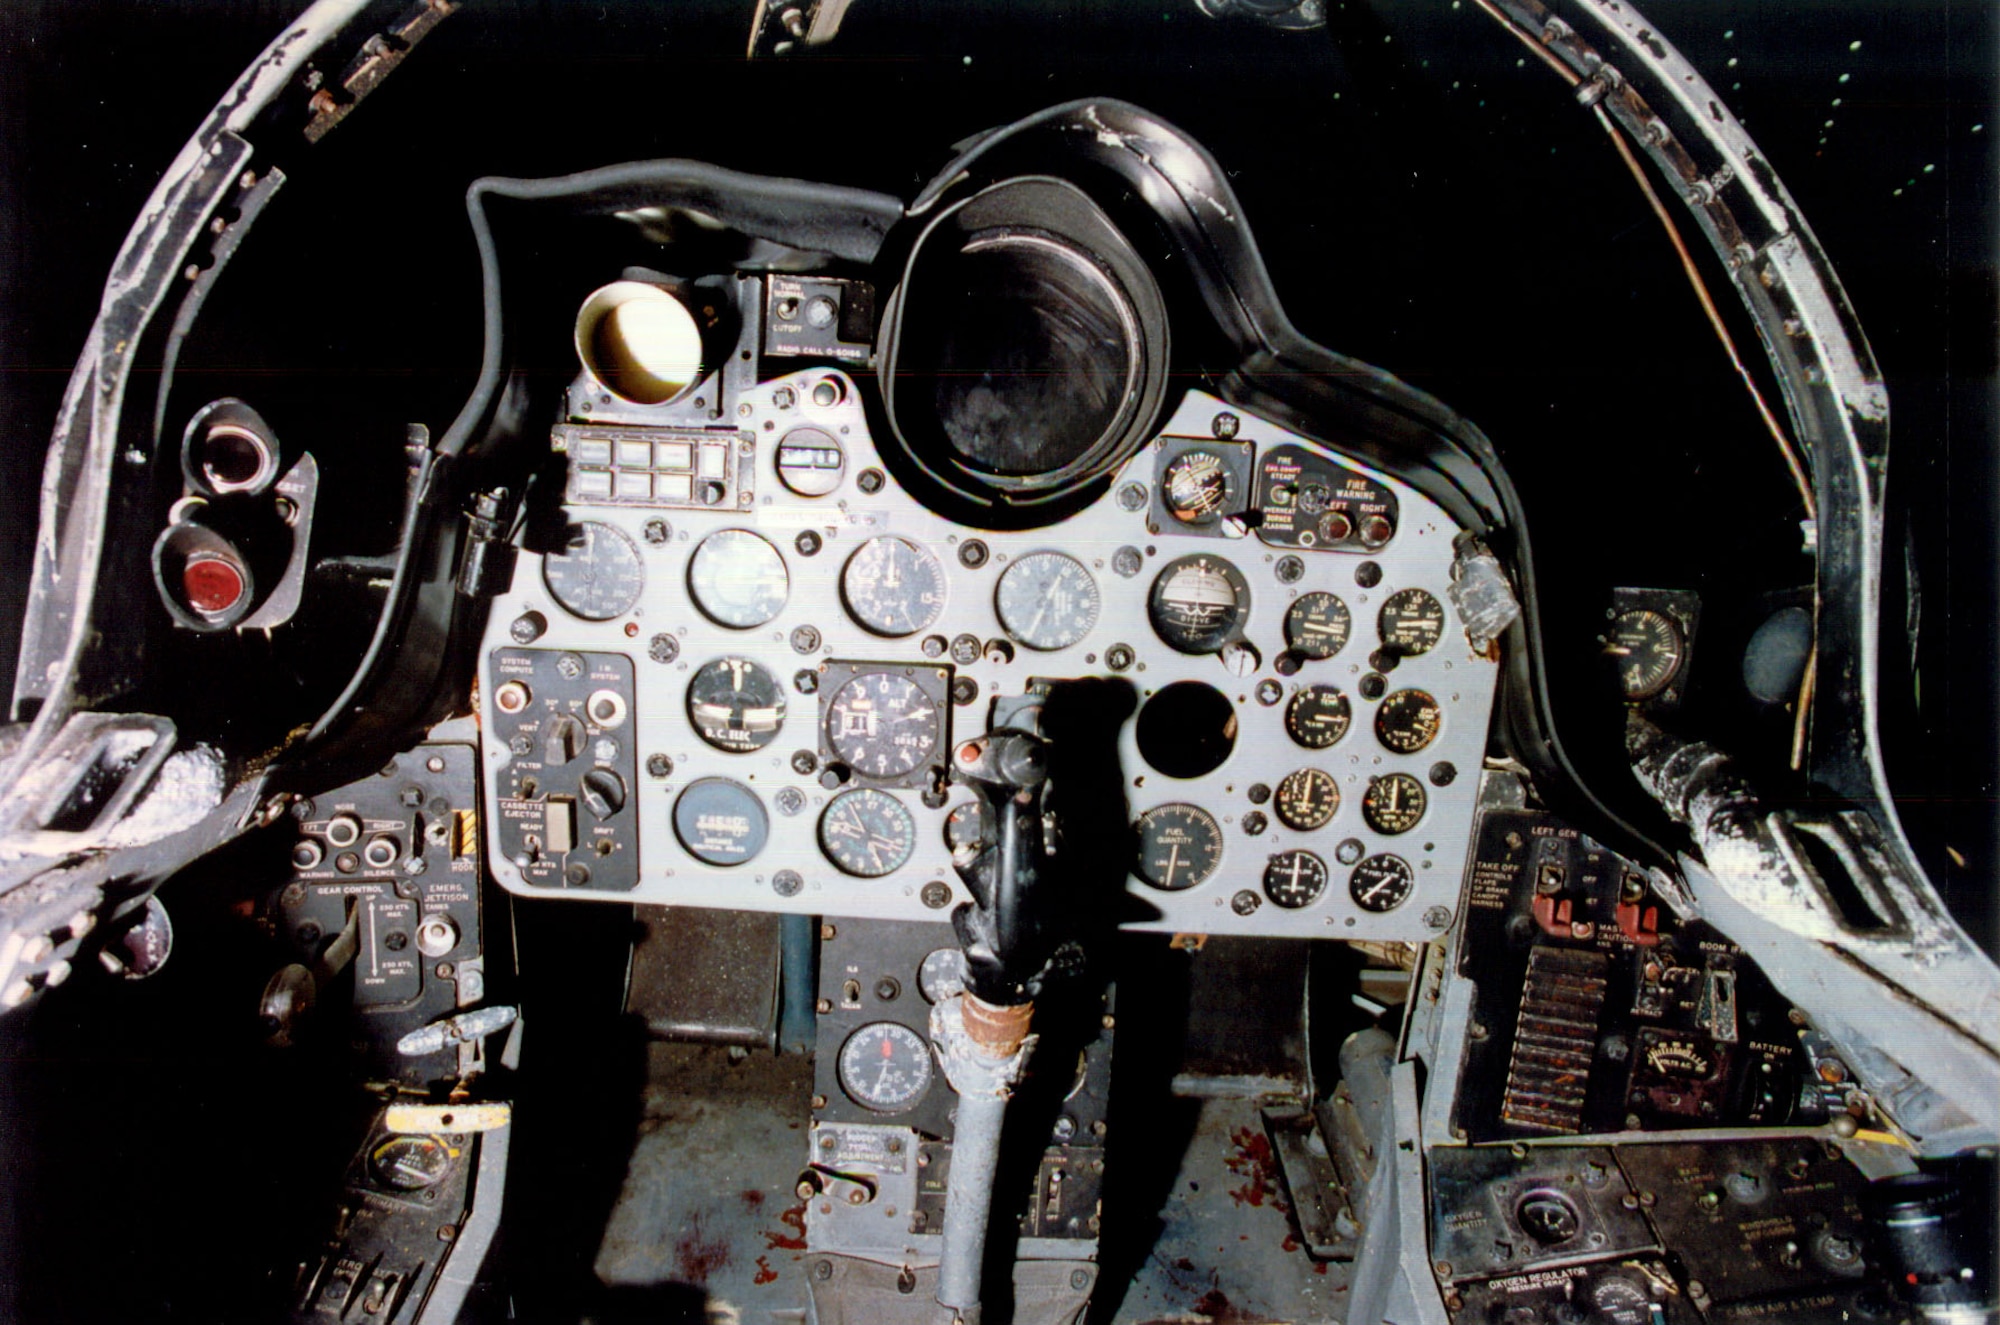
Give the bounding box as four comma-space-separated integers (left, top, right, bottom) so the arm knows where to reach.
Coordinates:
931, 726, 1057, 1322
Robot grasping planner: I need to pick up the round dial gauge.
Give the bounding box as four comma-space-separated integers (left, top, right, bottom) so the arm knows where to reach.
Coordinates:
819, 789, 918, 878
1274, 767, 1340, 831
1133, 804, 1223, 891
687, 657, 786, 752
672, 778, 769, 866
1360, 772, 1427, 835
542, 521, 644, 621
842, 537, 947, 637
1284, 592, 1352, 660
1163, 449, 1231, 525
1148, 554, 1250, 654
995, 552, 1101, 651
1374, 689, 1443, 754
1378, 588, 1446, 657
838, 1021, 935, 1113
825, 671, 941, 779
368, 1134, 450, 1191
1607, 608, 1685, 700
1284, 685, 1352, 749
1262, 850, 1329, 909
1349, 854, 1415, 913
687, 529, 789, 628
919, 947, 968, 1004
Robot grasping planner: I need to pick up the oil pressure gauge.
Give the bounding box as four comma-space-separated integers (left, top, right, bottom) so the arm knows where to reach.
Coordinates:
837, 1021, 934, 1113
1360, 772, 1427, 835
1274, 767, 1340, 831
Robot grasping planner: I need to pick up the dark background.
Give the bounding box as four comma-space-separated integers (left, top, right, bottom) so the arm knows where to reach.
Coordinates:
0, 3, 1993, 1321
1, 0, 1990, 927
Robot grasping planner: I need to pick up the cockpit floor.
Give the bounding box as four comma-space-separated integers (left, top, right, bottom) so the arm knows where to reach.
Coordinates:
565, 1043, 1345, 1324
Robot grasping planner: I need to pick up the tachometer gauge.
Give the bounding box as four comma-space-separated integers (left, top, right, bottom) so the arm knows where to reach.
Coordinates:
1284, 685, 1352, 749
1148, 554, 1249, 654
1374, 689, 1442, 754
1606, 608, 1685, 700
825, 671, 941, 779
837, 1021, 934, 1113
1377, 588, 1445, 657
1162, 449, 1231, 525
1283, 592, 1352, 660
1274, 767, 1340, 831
1360, 772, 1427, 835
367, 1134, 450, 1192
1349, 854, 1415, 913
687, 528, 788, 628
819, 789, 918, 878
542, 521, 644, 621
995, 551, 1100, 650
841, 536, 947, 636
1133, 804, 1223, 891
1262, 850, 1328, 909
687, 657, 786, 752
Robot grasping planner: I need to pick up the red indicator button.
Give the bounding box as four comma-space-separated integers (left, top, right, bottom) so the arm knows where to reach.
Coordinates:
183, 553, 246, 615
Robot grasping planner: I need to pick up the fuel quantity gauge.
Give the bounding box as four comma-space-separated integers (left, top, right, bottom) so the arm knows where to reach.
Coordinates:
1134, 804, 1223, 891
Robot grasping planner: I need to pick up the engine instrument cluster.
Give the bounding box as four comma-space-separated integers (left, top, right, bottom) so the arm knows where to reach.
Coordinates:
477, 281, 1500, 940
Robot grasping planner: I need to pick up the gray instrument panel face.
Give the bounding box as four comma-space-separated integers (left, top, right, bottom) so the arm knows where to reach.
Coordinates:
479, 381, 1499, 939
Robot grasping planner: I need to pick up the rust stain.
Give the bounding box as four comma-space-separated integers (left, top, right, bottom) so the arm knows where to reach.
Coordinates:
673, 1212, 731, 1284
741, 1188, 767, 1209
1223, 1126, 1290, 1213
753, 1255, 779, 1285
764, 1199, 808, 1251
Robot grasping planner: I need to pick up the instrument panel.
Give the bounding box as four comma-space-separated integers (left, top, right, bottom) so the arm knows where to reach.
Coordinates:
478, 368, 1500, 940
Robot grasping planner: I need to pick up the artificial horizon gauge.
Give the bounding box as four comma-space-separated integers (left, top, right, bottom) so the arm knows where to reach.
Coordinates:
1606, 607, 1686, 700
367, 1134, 451, 1192
1374, 688, 1443, 754
1360, 772, 1427, 834
687, 657, 786, 752
837, 1021, 934, 1113
1162, 448, 1232, 525
1283, 592, 1352, 660
995, 551, 1101, 650
1274, 767, 1340, 831
541, 520, 644, 621
1262, 850, 1329, 909
1349, 854, 1415, 912
841, 535, 947, 637
1284, 684, 1352, 749
1148, 554, 1249, 654
1133, 803, 1223, 891
819, 788, 918, 878
824, 671, 941, 779
687, 528, 789, 628
1377, 587, 1446, 657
